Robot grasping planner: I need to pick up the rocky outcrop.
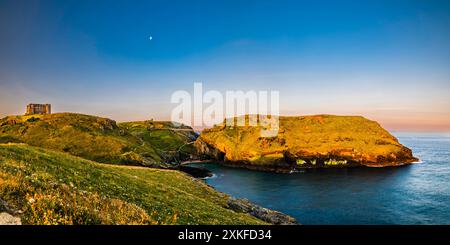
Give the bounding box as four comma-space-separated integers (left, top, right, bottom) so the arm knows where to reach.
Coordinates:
227, 198, 298, 225
0, 213, 21, 225
176, 165, 213, 179
0, 198, 21, 225
196, 115, 418, 172
194, 139, 226, 161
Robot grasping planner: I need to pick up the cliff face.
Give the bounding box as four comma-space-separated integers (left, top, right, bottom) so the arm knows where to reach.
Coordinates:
195, 115, 418, 172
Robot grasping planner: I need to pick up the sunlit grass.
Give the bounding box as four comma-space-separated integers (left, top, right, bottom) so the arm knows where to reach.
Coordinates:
0, 113, 196, 166
0, 143, 265, 225
199, 115, 416, 167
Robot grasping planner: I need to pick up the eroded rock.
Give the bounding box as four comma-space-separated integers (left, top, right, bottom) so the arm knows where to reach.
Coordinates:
227, 198, 298, 225
0, 212, 21, 225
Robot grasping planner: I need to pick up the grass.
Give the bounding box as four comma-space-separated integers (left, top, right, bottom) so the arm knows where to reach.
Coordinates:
198, 115, 416, 167
0, 113, 196, 166
0, 143, 265, 225
119, 120, 197, 163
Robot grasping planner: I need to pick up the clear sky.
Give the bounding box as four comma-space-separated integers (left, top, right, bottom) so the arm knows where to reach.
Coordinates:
1, 0, 449, 131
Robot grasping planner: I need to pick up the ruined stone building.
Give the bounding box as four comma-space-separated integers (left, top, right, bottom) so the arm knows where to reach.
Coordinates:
25, 104, 51, 115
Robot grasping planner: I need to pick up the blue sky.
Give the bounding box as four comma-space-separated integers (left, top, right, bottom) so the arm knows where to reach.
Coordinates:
1, 0, 449, 131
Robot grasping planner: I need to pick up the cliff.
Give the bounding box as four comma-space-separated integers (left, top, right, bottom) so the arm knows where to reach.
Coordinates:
195, 115, 418, 172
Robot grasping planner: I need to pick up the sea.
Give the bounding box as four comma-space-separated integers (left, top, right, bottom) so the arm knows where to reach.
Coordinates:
192, 132, 450, 224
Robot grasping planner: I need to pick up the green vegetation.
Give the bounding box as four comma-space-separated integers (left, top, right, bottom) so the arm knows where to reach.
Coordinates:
296, 159, 306, 166
0, 143, 265, 225
324, 159, 348, 166
0, 113, 196, 166
119, 120, 197, 163
197, 115, 417, 169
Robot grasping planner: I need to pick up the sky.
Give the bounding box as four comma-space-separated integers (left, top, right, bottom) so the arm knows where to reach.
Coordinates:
1, 0, 449, 131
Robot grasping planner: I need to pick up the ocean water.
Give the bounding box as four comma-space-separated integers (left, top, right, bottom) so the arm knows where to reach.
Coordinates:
194, 133, 450, 224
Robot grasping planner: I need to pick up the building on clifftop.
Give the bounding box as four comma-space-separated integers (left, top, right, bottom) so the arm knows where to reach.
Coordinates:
25, 104, 51, 115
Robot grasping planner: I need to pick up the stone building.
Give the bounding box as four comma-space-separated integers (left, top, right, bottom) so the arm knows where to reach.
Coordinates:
25, 104, 51, 115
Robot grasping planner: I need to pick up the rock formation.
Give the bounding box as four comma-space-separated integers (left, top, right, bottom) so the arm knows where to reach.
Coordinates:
195, 115, 418, 172
0, 213, 21, 225
227, 198, 298, 225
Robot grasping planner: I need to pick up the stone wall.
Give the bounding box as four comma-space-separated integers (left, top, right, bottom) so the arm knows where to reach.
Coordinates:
25, 104, 51, 115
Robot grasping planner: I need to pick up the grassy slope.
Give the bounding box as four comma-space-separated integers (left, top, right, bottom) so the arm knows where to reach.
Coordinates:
198, 115, 416, 167
119, 121, 197, 163
0, 143, 264, 225
0, 113, 196, 166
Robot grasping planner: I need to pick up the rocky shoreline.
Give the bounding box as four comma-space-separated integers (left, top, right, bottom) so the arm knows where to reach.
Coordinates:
195, 140, 418, 173
206, 158, 418, 174
180, 164, 299, 224
227, 198, 298, 225
176, 165, 214, 178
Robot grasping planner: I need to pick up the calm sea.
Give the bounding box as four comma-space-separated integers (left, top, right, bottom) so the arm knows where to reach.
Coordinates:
193, 132, 450, 224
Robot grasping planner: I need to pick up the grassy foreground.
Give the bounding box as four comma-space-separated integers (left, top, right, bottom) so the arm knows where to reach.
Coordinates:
0, 143, 264, 225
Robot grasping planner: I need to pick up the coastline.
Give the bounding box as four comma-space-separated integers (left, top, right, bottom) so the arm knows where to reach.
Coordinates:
182, 163, 298, 225
192, 158, 420, 174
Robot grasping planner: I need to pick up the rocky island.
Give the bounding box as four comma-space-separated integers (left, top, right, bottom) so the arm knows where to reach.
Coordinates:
195, 115, 418, 172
